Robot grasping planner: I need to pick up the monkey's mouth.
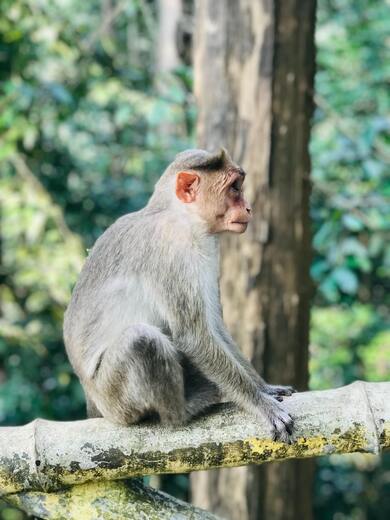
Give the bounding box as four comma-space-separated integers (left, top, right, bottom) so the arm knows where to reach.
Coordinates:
231, 220, 249, 226
229, 221, 249, 233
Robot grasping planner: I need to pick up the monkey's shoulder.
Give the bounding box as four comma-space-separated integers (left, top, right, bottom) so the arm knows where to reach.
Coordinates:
73, 210, 166, 288
85, 211, 148, 258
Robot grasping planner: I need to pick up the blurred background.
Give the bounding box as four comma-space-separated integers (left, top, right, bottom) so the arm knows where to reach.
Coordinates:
0, 0, 389, 519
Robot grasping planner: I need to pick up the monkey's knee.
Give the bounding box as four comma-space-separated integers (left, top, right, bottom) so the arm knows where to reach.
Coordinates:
90, 324, 186, 426
85, 394, 102, 418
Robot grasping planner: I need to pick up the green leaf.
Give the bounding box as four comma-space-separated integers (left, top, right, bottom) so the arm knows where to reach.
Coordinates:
342, 214, 364, 231
332, 267, 358, 294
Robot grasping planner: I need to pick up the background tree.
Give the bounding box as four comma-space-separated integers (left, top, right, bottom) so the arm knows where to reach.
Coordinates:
191, 1, 316, 519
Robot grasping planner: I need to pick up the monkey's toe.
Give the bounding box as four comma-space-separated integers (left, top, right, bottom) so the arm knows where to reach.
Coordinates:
266, 384, 296, 397
271, 411, 294, 444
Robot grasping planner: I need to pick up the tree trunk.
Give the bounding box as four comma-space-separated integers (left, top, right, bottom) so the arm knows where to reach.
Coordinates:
192, 1, 316, 519
156, 0, 182, 74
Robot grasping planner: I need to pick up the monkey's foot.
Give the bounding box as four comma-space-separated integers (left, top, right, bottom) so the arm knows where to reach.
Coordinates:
264, 384, 296, 401
270, 408, 294, 443
259, 394, 294, 443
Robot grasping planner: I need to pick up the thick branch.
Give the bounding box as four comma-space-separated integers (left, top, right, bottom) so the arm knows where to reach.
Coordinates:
0, 382, 389, 497
4, 480, 218, 519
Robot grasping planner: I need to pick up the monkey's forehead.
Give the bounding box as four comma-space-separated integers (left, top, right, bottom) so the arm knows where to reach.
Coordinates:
171, 147, 242, 173
174, 148, 212, 163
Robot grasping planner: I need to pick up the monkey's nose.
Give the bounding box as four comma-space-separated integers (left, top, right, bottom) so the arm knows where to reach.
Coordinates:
246, 207, 252, 214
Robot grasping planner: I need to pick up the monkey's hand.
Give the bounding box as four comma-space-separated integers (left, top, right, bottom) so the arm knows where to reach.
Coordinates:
258, 393, 294, 443
263, 384, 297, 402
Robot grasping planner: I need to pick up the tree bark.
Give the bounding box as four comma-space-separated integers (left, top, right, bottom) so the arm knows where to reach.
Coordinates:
192, 1, 316, 519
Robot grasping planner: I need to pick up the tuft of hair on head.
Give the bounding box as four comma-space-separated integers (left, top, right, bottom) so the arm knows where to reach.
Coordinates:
171, 147, 234, 172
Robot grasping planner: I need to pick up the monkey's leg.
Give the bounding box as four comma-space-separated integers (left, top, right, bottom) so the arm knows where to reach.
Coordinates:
88, 324, 187, 426
185, 383, 222, 418
181, 356, 222, 419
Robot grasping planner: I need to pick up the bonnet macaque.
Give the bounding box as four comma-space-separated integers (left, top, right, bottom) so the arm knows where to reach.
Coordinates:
64, 148, 295, 442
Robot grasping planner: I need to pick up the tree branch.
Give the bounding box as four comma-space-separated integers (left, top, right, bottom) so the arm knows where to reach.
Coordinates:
0, 381, 389, 499
4, 480, 218, 519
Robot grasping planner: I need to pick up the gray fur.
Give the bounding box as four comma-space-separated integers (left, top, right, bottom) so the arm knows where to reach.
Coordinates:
64, 149, 294, 442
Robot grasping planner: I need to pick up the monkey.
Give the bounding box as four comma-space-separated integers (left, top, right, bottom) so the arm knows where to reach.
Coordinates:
63, 148, 295, 442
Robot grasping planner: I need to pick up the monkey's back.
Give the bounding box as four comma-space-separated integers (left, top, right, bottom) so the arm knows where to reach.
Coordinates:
63, 209, 168, 375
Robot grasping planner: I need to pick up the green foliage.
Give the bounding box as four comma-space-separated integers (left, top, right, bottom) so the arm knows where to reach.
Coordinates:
315, 453, 390, 520
311, 0, 390, 306
0, 167, 85, 424
310, 1, 390, 518
0, 0, 194, 245
310, 305, 384, 389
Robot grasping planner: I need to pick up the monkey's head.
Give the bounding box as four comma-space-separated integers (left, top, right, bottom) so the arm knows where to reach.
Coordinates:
156, 148, 252, 234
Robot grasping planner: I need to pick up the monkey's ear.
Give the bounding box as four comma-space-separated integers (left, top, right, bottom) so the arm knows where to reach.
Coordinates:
175, 172, 200, 203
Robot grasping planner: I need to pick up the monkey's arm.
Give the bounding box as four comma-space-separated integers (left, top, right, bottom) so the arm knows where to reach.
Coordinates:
173, 321, 293, 441
216, 320, 267, 384
215, 315, 296, 399
182, 326, 259, 396
170, 301, 289, 420
166, 282, 268, 404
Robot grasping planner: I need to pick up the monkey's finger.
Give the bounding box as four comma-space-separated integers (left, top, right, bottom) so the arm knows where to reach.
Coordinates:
281, 412, 294, 431
284, 419, 294, 436
279, 385, 296, 396
272, 426, 292, 444
271, 417, 294, 444
268, 385, 296, 396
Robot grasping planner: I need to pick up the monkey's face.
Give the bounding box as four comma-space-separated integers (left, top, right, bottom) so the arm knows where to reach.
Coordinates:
175, 168, 252, 234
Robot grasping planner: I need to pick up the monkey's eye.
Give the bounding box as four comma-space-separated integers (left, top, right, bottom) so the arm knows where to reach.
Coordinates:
230, 180, 241, 193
